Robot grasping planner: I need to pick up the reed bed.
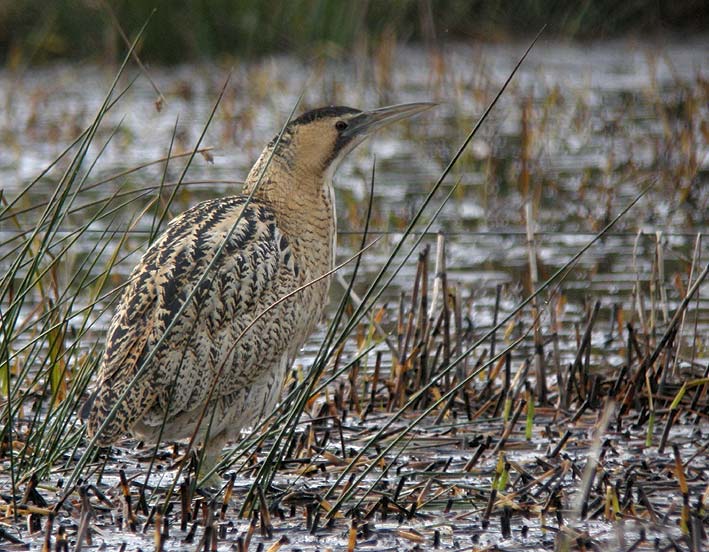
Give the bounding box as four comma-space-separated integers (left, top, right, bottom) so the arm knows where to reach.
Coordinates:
1, 30, 708, 552
4, 228, 705, 551
3, 0, 704, 65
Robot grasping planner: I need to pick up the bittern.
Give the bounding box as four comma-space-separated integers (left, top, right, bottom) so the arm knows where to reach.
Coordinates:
82, 102, 434, 482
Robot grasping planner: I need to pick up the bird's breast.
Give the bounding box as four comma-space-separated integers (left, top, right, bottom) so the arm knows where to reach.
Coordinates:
279, 188, 337, 341
288, 227, 335, 338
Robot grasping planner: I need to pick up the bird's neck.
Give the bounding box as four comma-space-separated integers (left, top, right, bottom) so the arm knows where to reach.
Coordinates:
243, 154, 337, 273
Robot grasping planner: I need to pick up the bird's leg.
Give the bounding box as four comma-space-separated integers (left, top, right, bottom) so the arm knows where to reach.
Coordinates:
196, 430, 228, 488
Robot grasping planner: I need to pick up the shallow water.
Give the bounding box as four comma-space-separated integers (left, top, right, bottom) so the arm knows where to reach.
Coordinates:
2, 40, 707, 434
1, 38, 708, 550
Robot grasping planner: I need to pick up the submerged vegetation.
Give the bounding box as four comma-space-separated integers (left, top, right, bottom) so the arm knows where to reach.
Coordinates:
0, 14, 708, 552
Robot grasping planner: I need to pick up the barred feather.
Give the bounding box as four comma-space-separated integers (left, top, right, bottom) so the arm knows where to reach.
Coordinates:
82, 102, 432, 467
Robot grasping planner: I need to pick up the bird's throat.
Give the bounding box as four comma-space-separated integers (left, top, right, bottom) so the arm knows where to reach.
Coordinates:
244, 156, 337, 283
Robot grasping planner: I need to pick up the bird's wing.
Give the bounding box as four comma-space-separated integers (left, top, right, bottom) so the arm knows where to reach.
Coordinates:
86, 196, 295, 443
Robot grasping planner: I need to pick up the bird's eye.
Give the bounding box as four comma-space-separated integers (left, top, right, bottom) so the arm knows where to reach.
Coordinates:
335, 120, 348, 131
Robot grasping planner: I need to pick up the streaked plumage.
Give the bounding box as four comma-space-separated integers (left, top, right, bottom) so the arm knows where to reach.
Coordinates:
82, 102, 434, 482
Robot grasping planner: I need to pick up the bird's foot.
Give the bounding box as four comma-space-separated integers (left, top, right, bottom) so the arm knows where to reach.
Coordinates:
194, 432, 228, 489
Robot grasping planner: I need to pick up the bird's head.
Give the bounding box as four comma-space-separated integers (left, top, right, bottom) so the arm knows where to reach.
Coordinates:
246, 102, 436, 190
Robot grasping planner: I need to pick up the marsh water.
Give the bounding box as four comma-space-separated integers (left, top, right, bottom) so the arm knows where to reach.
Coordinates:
3, 38, 708, 371
1, 38, 708, 550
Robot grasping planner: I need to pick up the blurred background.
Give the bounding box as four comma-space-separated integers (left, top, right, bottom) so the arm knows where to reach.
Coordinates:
1, 0, 708, 64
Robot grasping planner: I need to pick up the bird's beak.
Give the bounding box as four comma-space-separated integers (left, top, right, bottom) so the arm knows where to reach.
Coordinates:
341, 102, 437, 139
